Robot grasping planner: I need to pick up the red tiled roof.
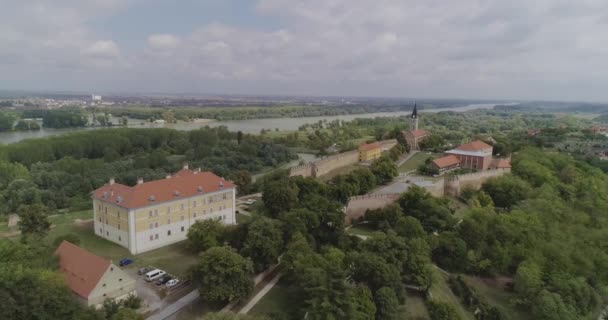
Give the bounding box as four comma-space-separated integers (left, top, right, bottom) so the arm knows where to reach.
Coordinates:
359, 142, 381, 151
455, 140, 492, 152
54, 241, 110, 299
432, 155, 461, 168
411, 129, 430, 138
93, 170, 235, 209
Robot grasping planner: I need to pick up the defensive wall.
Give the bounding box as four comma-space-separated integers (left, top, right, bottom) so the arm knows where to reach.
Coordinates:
345, 193, 401, 225
290, 150, 359, 178
443, 168, 511, 196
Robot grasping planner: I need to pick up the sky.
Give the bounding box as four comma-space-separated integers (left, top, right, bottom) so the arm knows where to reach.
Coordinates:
1, 0, 608, 101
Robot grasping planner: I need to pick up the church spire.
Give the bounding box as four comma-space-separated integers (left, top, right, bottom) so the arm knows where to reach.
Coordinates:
411, 101, 418, 119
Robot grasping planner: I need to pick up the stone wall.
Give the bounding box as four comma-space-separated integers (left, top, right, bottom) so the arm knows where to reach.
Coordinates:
290, 150, 360, 178
444, 168, 511, 196
345, 193, 400, 225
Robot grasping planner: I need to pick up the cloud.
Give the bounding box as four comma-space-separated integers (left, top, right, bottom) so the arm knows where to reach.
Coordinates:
2, 0, 608, 100
84, 40, 120, 58
147, 34, 180, 50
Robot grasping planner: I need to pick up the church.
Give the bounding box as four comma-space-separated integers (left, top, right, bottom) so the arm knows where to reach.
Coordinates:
402, 103, 430, 150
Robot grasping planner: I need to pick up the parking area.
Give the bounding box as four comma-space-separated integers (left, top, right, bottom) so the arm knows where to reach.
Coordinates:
123, 265, 192, 315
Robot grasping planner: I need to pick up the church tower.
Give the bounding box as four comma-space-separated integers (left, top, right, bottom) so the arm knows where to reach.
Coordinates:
411, 102, 419, 130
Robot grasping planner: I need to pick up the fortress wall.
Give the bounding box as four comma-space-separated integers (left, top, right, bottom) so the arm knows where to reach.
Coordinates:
289, 163, 314, 177
345, 193, 401, 225
444, 168, 511, 196
313, 150, 360, 177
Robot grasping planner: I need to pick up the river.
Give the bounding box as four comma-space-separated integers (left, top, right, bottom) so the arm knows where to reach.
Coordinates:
0, 103, 505, 145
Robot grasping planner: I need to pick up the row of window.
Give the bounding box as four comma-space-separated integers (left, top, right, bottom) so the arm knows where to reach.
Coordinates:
147, 215, 228, 240
147, 195, 229, 217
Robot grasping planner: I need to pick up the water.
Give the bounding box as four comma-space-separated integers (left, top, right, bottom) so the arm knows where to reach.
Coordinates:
0, 103, 503, 144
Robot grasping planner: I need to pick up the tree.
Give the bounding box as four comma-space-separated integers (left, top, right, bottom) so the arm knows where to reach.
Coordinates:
53, 233, 81, 247
375, 287, 399, 320
428, 301, 461, 320
17, 204, 51, 239
201, 312, 269, 320
514, 260, 544, 304
231, 170, 253, 196
482, 175, 532, 209
186, 219, 225, 253
191, 246, 254, 303
370, 156, 398, 184
237, 131, 244, 145
262, 179, 298, 217
432, 232, 468, 272
394, 216, 426, 240
240, 217, 284, 272
531, 290, 576, 320
110, 308, 143, 320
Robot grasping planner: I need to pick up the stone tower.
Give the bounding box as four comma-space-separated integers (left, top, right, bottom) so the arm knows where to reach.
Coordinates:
411, 102, 419, 130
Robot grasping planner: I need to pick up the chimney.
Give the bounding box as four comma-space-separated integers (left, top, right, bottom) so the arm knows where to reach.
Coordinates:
109, 177, 115, 185
137, 177, 144, 185
182, 162, 189, 170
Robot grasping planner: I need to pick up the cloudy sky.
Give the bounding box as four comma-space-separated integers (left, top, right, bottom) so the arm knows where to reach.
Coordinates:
1, 0, 608, 101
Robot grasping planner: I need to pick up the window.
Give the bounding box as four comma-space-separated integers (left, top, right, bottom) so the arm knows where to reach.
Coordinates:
117, 223, 120, 230
149, 223, 153, 229
105, 219, 108, 224
99, 217, 102, 222
154, 222, 158, 228
149, 211, 153, 218
181, 226, 185, 232
181, 215, 184, 221
180, 204, 185, 210
167, 218, 171, 224
193, 201, 197, 207
106, 231, 109, 236
167, 207, 171, 214
149, 235, 153, 241
119, 278, 122, 282
223, 193, 227, 200
154, 209, 158, 216
110, 267, 113, 271
167, 230, 171, 236
155, 234, 159, 239
210, 207, 213, 213
104, 207, 107, 214
103, 283, 106, 287
99, 228, 102, 233
103, 294, 107, 297
209, 196, 213, 203
118, 236, 121, 241
117, 212, 120, 219
98, 204, 101, 211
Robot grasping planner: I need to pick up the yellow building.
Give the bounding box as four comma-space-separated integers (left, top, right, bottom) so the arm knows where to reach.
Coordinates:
359, 142, 382, 162
93, 164, 236, 254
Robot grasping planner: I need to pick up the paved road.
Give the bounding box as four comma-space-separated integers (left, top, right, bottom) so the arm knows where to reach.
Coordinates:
146, 290, 199, 320
238, 272, 284, 314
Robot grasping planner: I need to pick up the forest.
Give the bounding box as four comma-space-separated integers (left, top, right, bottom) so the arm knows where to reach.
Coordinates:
0, 126, 296, 215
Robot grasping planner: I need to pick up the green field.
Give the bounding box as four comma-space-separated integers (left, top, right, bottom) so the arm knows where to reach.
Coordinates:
399, 152, 440, 172
401, 292, 431, 320
34, 210, 199, 277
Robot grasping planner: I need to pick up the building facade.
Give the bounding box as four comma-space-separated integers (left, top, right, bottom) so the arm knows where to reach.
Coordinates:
92, 165, 236, 254
359, 142, 382, 161
444, 140, 493, 170
55, 241, 136, 308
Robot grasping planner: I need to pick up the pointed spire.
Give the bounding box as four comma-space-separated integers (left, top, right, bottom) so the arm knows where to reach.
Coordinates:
411, 101, 418, 119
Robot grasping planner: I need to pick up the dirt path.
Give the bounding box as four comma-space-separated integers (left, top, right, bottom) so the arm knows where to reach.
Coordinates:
238, 272, 283, 314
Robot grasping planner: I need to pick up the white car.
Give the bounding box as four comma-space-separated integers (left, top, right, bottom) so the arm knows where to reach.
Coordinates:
166, 279, 180, 288
145, 269, 166, 282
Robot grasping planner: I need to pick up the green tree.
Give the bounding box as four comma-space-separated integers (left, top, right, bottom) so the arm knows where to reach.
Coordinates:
514, 260, 544, 303
370, 156, 398, 184
531, 290, 576, 320
482, 175, 532, 209
186, 219, 225, 253
231, 170, 253, 196
200, 312, 269, 320
428, 301, 461, 320
375, 287, 400, 320
240, 216, 284, 272
110, 308, 143, 320
262, 179, 299, 217
191, 246, 254, 303
17, 204, 51, 239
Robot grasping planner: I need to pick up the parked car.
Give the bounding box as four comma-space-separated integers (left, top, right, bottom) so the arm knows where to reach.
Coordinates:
138, 267, 152, 275
119, 258, 134, 267
166, 279, 180, 288
155, 275, 173, 286
145, 269, 166, 282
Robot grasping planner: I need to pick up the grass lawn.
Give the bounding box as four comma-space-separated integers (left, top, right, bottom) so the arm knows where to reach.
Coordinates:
462, 275, 533, 320
346, 224, 379, 238
41, 209, 198, 277
430, 268, 474, 320
249, 279, 304, 318
401, 292, 430, 320
399, 152, 440, 172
